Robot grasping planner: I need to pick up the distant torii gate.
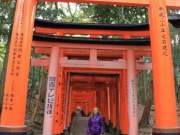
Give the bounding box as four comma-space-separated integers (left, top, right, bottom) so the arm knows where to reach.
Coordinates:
0, 0, 180, 135
31, 44, 151, 135
32, 19, 151, 134
33, 17, 152, 134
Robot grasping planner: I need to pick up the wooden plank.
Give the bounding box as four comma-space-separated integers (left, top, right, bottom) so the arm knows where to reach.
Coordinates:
31, 58, 152, 70
35, 27, 150, 38
32, 41, 151, 51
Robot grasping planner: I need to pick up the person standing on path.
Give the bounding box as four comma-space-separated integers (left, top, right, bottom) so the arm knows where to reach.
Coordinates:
87, 107, 105, 135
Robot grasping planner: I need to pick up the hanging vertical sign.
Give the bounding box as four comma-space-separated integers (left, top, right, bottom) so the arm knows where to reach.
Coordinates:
46, 76, 56, 115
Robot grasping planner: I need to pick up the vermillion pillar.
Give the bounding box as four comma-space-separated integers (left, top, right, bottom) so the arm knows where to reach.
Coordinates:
67, 86, 73, 126
127, 50, 138, 135
0, 0, 36, 134
53, 50, 64, 134
64, 73, 71, 129
43, 47, 59, 135
107, 86, 111, 121
119, 70, 128, 135
53, 67, 64, 134
149, 0, 180, 134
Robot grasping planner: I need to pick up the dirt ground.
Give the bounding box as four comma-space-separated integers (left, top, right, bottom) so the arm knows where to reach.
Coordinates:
139, 103, 180, 135
27, 104, 180, 135
138, 104, 153, 135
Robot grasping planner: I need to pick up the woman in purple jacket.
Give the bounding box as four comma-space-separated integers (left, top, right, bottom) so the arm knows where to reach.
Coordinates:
87, 107, 105, 135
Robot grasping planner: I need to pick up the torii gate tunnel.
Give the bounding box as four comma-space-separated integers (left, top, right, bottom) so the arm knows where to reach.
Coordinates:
1, 0, 180, 135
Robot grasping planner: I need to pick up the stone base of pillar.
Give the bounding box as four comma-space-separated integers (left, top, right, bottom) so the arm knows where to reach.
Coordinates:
153, 128, 180, 135
0, 126, 26, 135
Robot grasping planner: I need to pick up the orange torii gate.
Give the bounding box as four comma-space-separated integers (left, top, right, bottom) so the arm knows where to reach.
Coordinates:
33, 19, 177, 135
33, 17, 152, 135
31, 44, 151, 135
32, 25, 151, 135
0, 0, 180, 135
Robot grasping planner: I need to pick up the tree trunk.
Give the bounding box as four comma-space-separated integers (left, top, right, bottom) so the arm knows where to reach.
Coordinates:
139, 80, 153, 127
31, 68, 45, 122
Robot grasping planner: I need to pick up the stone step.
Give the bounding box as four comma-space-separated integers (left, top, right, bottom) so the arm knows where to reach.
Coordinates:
70, 117, 88, 134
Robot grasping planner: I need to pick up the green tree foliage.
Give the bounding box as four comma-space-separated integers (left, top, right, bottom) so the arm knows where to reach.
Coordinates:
36, 2, 87, 22
0, 0, 15, 76
0, 1, 15, 104
36, 3, 149, 24
0, 43, 5, 75
80, 5, 148, 23
0, 1, 15, 42
171, 26, 180, 100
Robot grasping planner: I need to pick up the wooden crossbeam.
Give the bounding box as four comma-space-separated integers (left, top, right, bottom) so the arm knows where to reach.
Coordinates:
37, 0, 180, 9
34, 48, 150, 58
35, 27, 150, 38
32, 41, 151, 51
31, 57, 152, 70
